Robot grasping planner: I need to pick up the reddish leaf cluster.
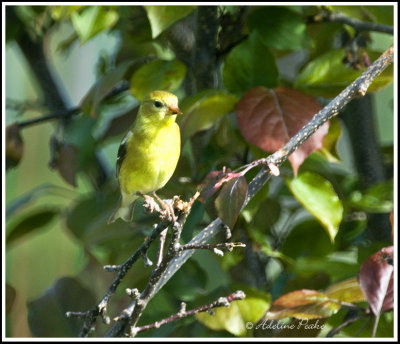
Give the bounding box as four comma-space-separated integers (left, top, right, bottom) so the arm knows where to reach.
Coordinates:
358, 246, 394, 316
236, 87, 329, 175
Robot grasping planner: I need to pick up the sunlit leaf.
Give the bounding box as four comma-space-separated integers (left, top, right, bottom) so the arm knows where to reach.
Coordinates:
27, 277, 96, 337
286, 172, 343, 242
130, 59, 186, 101
179, 89, 237, 141
265, 289, 341, 320
248, 6, 310, 50
144, 5, 196, 38
358, 246, 394, 315
222, 31, 278, 95
71, 6, 119, 44
237, 87, 328, 175
325, 277, 366, 304
196, 288, 270, 336
6, 123, 24, 170
317, 117, 342, 163
215, 176, 248, 229
295, 49, 394, 98
49, 5, 83, 21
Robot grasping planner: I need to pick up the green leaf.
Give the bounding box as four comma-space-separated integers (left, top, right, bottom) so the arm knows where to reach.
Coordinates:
144, 5, 196, 38
347, 180, 393, 213
265, 290, 341, 320
71, 6, 119, 44
6, 184, 75, 218
179, 89, 238, 141
248, 6, 310, 50
63, 116, 97, 172
66, 193, 136, 251
330, 5, 394, 25
215, 176, 248, 229
325, 277, 366, 304
6, 208, 60, 245
222, 31, 278, 95
6, 283, 16, 314
130, 59, 186, 101
196, 288, 270, 336
316, 117, 342, 163
50, 5, 83, 21
286, 172, 343, 242
281, 219, 334, 259
80, 60, 134, 116
27, 277, 96, 337
163, 260, 207, 302
295, 49, 394, 98
292, 255, 359, 282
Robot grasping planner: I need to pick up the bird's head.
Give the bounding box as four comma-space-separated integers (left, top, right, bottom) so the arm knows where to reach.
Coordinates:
141, 90, 182, 122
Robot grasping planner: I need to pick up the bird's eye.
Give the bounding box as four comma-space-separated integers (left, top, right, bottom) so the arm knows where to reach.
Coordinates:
154, 100, 163, 108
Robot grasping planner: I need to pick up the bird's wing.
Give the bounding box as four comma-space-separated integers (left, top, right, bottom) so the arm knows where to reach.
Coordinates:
116, 131, 132, 178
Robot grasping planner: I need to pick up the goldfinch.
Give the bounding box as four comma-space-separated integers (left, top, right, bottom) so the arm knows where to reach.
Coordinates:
108, 90, 182, 224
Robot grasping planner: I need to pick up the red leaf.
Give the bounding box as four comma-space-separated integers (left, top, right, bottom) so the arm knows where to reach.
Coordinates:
236, 86, 329, 175
215, 176, 248, 229
358, 246, 394, 315
265, 289, 341, 320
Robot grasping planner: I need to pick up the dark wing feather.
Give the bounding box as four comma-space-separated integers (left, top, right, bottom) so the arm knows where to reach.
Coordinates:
116, 131, 132, 178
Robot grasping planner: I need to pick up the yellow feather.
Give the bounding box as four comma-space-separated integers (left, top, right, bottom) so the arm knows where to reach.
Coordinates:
108, 91, 182, 224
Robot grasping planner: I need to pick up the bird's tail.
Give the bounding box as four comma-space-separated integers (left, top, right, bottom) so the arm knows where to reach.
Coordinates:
107, 196, 136, 224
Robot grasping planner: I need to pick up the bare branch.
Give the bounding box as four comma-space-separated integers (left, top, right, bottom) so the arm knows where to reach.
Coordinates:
311, 10, 394, 35
135, 290, 246, 334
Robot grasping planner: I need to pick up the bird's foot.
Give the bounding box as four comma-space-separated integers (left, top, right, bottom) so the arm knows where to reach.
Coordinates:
139, 193, 161, 214
137, 192, 176, 223
152, 192, 177, 223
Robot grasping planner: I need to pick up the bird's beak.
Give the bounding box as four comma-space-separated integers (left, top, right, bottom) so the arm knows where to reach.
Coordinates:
168, 105, 183, 115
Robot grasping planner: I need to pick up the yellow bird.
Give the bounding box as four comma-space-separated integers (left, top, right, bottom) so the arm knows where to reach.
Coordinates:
108, 90, 182, 224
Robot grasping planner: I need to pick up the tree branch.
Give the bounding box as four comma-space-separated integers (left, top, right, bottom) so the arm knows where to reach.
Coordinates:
74, 219, 172, 336
147, 44, 394, 304
312, 10, 394, 35
135, 290, 246, 334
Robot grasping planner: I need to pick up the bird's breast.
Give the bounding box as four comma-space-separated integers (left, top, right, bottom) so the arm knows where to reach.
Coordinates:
119, 122, 181, 195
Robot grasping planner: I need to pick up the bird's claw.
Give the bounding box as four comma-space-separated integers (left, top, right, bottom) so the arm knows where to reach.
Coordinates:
139, 192, 176, 223
152, 193, 176, 223
141, 194, 161, 214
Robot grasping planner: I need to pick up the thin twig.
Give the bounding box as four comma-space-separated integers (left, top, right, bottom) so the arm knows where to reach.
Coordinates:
180, 242, 246, 253
77, 219, 171, 337
326, 311, 368, 337
15, 83, 130, 129
311, 10, 394, 35
135, 290, 246, 334
105, 195, 198, 337
156, 228, 168, 269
